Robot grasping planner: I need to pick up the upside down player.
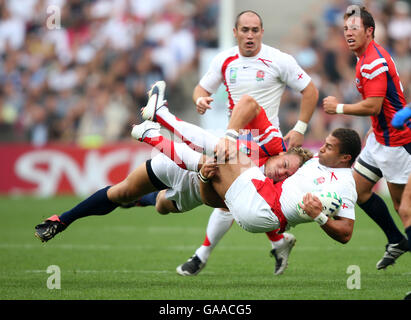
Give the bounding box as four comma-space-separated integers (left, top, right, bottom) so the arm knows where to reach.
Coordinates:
323, 5, 411, 269
131, 113, 362, 248
134, 81, 311, 275
130, 83, 360, 273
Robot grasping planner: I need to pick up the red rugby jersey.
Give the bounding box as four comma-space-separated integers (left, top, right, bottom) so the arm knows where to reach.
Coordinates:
355, 40, 411, 146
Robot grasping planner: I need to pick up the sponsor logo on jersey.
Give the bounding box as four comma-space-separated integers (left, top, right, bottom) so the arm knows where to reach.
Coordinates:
229, 67, 237, 83
256, 70, 265, 81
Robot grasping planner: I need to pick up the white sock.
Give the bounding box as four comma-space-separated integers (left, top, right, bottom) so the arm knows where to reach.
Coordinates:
270, 238, 285, 249
156, 106, 219, 155
142, 134, 202, 172
195, 208, 234, 262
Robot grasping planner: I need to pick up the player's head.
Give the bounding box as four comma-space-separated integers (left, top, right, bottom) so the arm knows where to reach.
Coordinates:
343, 5, 375, 55
264, 147, 313, 182
318, 128, 361, 168
234, 10, 264, 57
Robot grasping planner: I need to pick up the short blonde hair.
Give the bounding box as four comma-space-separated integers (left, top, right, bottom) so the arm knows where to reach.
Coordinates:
286, 147, 313, 167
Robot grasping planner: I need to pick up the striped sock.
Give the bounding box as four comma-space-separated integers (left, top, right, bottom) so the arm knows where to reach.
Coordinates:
142, 135, 202, 171
156, 106, 218, 155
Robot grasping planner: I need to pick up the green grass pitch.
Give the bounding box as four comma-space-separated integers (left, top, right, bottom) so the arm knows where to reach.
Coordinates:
0, 195, 410, 300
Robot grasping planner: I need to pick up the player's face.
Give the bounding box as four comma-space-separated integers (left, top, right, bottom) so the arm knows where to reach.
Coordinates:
234, 13, 263, 57
264, 153, 301, 182
343, 16, 372, 55
318, 135, 344, 167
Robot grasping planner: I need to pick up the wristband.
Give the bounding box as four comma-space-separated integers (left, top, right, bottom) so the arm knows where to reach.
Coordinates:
197, 170, 209, 183
314, 212, 329, 226
292, 120, 308, 135
196, 97, 204, 106
336, 104, 344, 114
225, 129, 239, 142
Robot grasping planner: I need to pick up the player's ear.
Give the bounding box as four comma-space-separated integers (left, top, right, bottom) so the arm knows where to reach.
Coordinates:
341, 154, 352, 164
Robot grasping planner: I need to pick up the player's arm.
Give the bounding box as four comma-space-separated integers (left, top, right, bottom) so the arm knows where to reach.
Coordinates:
300, 193, 354, 244
323, 96, 384, 116
198, 162, 227, 209
284, 81, 318, 148
319, 216, 354, 244
193, 84, 214, 114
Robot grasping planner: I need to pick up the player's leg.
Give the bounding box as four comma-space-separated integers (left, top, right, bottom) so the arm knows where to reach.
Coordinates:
386, 181, 411, 252
132, 120, 202, 172
353, 135, 408, 269
155, 190, 180, 214
34, 162, 159, 242
354, 172, 406, 240
176, 208, 234, 276
398, 174, 411, 251
154, 105, 219, 155
141, 80, 219, 154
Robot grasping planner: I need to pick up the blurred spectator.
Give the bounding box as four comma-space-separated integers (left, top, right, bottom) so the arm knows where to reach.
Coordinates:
387, 1, 411, 42
0, 5, 26, 54
392, 38, 411, 100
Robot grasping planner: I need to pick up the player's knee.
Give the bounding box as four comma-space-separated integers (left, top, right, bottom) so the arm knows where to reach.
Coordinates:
155, 190, 179, 215
239, 94, 259, 111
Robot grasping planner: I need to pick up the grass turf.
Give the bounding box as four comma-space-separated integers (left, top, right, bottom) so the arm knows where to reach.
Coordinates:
0, 195, 410, 300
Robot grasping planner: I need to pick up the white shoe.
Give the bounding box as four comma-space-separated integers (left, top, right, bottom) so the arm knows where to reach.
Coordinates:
270, 232, 296, 275
131, 120, 160, 141
141, 81, 166, 121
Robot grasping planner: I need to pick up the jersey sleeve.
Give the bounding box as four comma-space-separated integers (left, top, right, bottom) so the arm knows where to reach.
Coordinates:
276, 52, 311, 92
334, 180, 357, 221
360, 58, 388, 97
198, 51, 225, 94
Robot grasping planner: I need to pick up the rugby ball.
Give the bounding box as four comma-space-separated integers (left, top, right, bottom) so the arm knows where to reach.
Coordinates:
296, 190, 342, 221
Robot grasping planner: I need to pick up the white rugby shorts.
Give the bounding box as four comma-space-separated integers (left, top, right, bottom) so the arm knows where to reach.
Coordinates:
354, 132, 411, 184
224, 167, 280, 233
148, 153, 203, 212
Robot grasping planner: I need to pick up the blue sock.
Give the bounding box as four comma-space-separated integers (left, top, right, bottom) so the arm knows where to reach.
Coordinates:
59, 186, 119, 226
358, 193, 404, 244
406, 226, 411, 252
138, 191, 159, 206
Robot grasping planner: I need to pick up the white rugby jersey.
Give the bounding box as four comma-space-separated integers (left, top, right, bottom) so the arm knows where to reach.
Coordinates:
199, 44, 311, 128
279, 157, 357, 228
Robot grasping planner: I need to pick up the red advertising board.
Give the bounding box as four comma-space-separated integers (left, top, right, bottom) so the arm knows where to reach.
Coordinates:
0, 143, 154, 196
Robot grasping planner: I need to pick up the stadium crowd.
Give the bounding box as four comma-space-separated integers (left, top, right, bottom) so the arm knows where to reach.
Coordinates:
0, 0, 411, 146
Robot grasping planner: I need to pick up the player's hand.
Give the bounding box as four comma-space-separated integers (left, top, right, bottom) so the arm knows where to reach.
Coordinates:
200, 160, 218, 180
214, 137, 237, 163
196, 97, 214, 114
299, 193, 323, 219
284, 130, 303, 148
323, 96, 339, 114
